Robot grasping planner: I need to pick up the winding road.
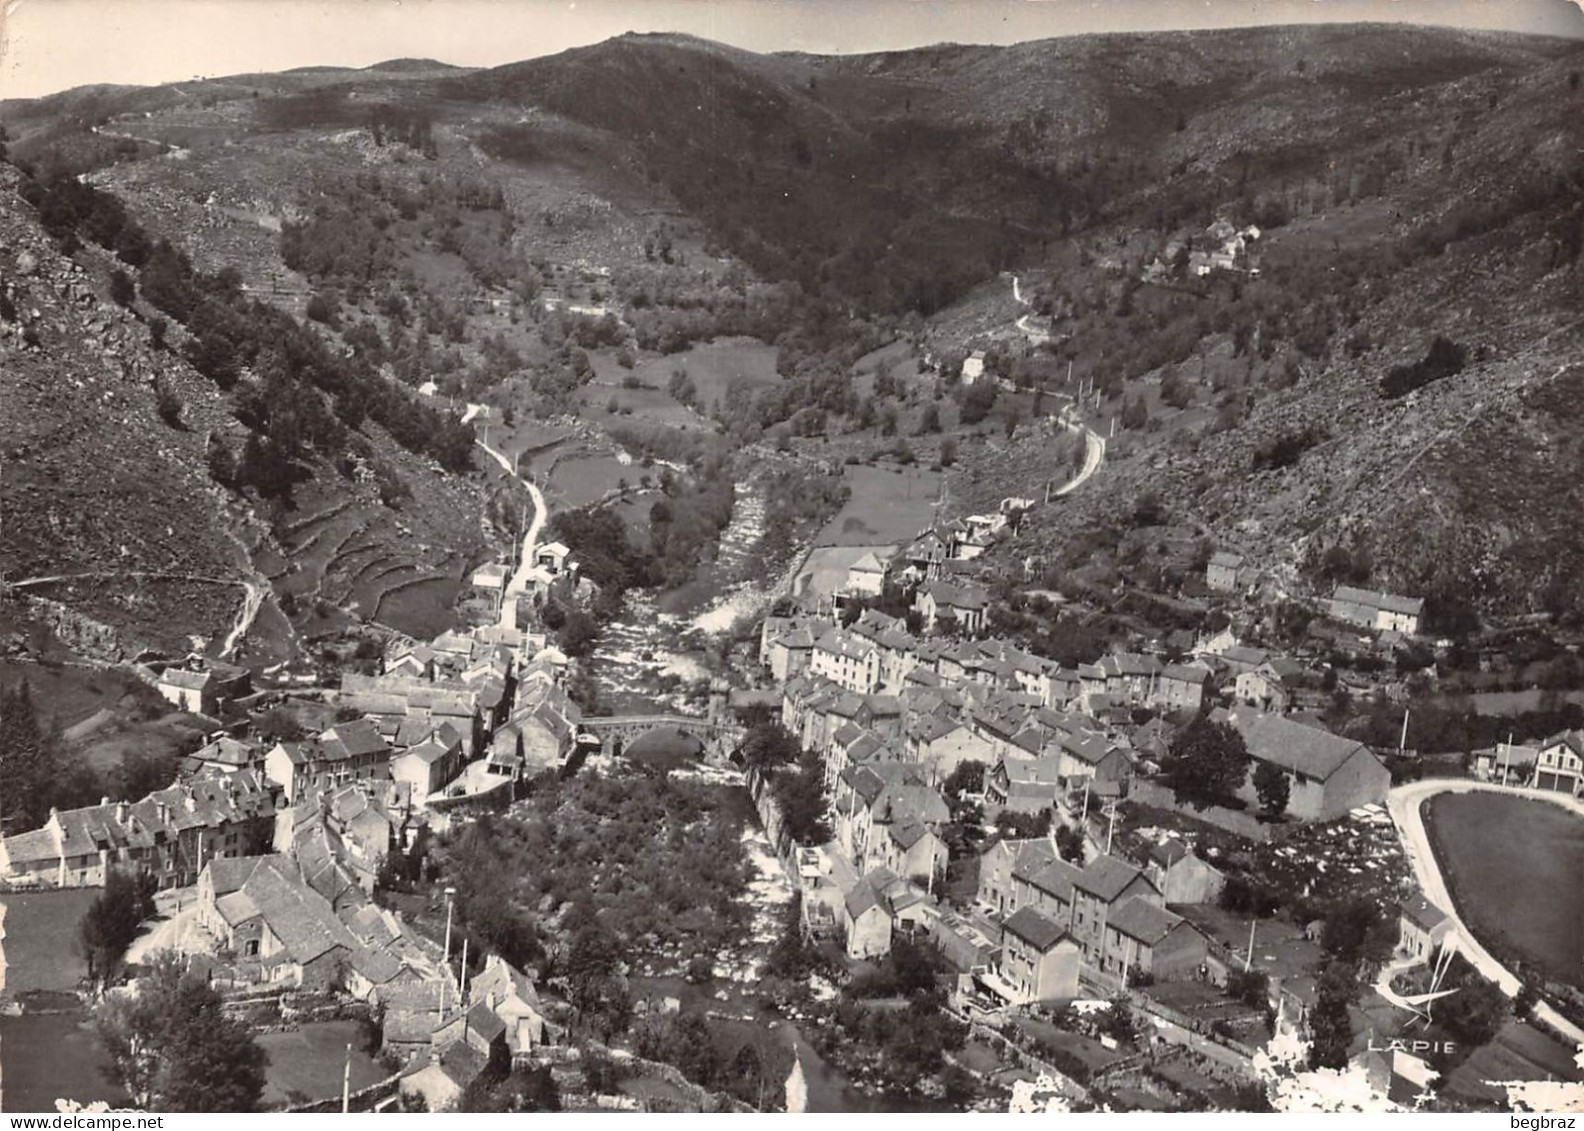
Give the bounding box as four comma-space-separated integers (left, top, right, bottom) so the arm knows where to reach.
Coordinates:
1386, 779, 1584, 1045
468, 406, 548, 629
7, 569, 264, 660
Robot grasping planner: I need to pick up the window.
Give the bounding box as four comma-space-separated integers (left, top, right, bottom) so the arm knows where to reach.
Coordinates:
245, 939, 260, 957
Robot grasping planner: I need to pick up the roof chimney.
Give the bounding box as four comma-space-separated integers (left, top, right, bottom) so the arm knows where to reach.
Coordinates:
116, 800, 129, 823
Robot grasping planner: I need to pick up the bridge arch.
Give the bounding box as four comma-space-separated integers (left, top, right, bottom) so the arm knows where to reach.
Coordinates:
577, 714, 746, 765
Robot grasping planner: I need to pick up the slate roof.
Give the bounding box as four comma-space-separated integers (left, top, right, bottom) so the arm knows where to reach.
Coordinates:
1075, 855, 1156, 904
1003, 906, 1070, 952
1400, 896, 1450, 934
1228, 711, 1377, 782
1107, 897, 1185, 946
1332, 586, 1424, 617
1027, 858, 1083, 904
159, 668, 213, 691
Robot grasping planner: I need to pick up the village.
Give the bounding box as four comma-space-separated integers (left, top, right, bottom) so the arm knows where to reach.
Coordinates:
5, 435, 1583, 1113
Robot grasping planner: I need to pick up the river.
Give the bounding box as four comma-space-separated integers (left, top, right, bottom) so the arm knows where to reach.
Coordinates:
588, 480, 772, 713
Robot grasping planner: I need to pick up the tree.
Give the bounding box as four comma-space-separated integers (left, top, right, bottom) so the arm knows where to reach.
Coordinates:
154, 381, 184, 429
939, 437, 957, 466
78, 869, 155, 992
1166, 716, 1250, 806
109, 268, 136, 307
771, 748, 830, 846
1099, 996, 1137, 1044
740, 720, 800, 773
1055, 824, 1086, 864
96, 952, 269, 1111
0, 681, 65, 832
1253, 761, 1290, 819
941, 760, 985, 803
918, 403, 941, 434
1307, 961, 1355, 1069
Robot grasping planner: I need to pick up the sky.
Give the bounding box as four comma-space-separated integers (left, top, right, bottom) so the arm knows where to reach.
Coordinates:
3, 0, 1583, 99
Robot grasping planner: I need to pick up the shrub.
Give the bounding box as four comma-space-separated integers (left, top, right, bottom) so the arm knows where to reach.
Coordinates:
1380, 336, 1467, 400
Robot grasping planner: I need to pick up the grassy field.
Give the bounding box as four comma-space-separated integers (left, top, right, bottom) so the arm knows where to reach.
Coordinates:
813, 465, 942, 548
794, 545, 900, 599
545, 451, 637, 508
257, 1019, 387, 1108
1, 889, 98, 995
0, 1012, 126, 1112
1424, 793, 1584, 988
0, 661, 159, 729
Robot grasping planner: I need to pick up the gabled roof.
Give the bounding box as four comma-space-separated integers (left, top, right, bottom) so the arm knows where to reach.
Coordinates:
1209, 551, 1244, 569
1332, 586, 1424, 617
159, 668, 213, 691
1003, 906, 1071, 952
1227, 710, 1379, 782
850, 552, 886, 574
1107, 897, 1185, 946
1027, 858, 1083, 903
1075, 855, 1157, 904
1400, 895, 1449, 934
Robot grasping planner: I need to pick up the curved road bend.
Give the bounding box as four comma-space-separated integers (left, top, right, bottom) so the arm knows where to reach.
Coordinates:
1386, 779, 1584, 1045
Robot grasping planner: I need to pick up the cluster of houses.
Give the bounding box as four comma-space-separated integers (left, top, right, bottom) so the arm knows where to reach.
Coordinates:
757, 541, 1406, 1015
1142, 218, 1263, 283
1, 604, 581, 1109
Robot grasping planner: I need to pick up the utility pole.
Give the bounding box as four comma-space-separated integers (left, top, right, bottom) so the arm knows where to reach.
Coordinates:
1399, 707, 1410, 754
459, 936, 469, 1004
1245, 918, 1256, 974
342, 1042, 352, 1113
443, 874, 456, 963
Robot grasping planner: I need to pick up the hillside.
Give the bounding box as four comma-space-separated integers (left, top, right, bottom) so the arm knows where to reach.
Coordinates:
6, 22, 1584, 644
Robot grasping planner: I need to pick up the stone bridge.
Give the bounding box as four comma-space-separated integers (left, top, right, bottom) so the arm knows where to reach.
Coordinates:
577, 714, 746, 762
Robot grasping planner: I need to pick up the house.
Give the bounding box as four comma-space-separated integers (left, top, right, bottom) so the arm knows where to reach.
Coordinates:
843, 872, 896, 959
985, 756, 1062, 816
1534, 731, 1584, 796
470, 563, 510, 612
1142, 840, 1225, 905
810, 629, 881, 694
1235, 659, 1307, 713
1225, 711, 1391, 822
960, 351, 986, 385
914, 581, 989, 634
977, 837, 1056, 917
995, 907, 1081, 1004
156, 667, 215, 715
490, 680, 580, 773
391, 736, 466, 800
0, 771, 279, 889
399, 1042, 490, 1113
1472, 741, 1538, 785
905, 715, 994, 785
534, 542, 572, 575
265, 720, 393, 805
1207, 551, 1245, 592
1397, 896, 1453, 963
880, 819, 949, 886
844, 552, 888, 597
197, 854, 367, 991
1329, 586, 1424, 635
1101, 899, 1209, 981
186, 735, 263, 776
1067, 856, 1165, 966
760, 618, 819, 682
1154, 664, 1210, 713
468, 954, 548, 1059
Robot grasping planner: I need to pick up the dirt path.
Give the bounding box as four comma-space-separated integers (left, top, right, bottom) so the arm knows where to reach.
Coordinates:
1386, 779, 1584, 1045
471, 420, 549, 629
